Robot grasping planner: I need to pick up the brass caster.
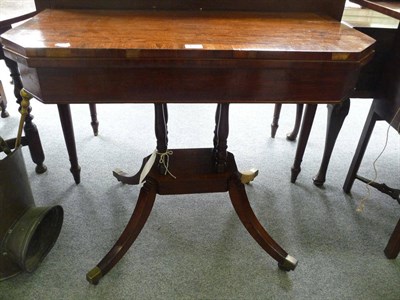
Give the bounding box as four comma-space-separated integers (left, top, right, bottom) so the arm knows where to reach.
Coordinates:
86, 266, 102, 285
278, 255, 298, 271
239, 168, 259, 184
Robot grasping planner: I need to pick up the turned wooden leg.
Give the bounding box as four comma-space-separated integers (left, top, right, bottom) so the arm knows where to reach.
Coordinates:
0, 98, 9, 118
112, 103, 169, 185
228, 174, 297, 271
89, 104, 99, 136
313, 99, 350, 186
384, 218, 400, 259
3, 54, 22, 106
18, 89, 47, 174
58, 104, 81, 184
0, 80, 9, 118
213, 103, 229, 172
287, 104, 304, 141
291, 104, 317, 183
86, 179, 157, 284
213, 103, 221, 150
154, 103, 169, 174
5, 56, 47, 173
271, 104, 282, 138
343, 104, 379, 193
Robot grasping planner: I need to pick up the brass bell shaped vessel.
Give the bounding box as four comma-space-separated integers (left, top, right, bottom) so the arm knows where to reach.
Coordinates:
0, 146, 63, 280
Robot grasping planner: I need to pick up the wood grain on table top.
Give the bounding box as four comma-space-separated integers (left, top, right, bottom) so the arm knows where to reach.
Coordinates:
1, 9, 375, 61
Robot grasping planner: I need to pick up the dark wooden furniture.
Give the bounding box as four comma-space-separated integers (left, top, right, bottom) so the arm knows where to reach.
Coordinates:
270, 3, 400, 187
0, 79, 8, 118
1, 0, 374, 284
0, 0, 47, 172
343, 0, 400, 259
270, 0, 352, 187
0, 0, 99, 173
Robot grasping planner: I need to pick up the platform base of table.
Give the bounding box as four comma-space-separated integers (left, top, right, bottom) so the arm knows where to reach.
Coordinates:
87, 148, 297, 284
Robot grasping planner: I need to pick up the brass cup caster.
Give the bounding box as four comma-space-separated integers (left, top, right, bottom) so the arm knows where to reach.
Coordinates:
239, 168, 259, 184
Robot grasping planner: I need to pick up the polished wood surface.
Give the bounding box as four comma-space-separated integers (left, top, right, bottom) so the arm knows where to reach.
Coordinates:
4, 10, 373, 61
0, 4, 378, 282
1, 10, 375, 105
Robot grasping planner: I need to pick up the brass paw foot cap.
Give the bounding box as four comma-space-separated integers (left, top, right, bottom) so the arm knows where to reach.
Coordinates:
278, 255, 298, 271
240, 168, 259, 184
86, 266, 102, 285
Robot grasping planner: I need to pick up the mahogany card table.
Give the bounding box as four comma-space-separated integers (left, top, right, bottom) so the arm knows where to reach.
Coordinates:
1, 9, 375, 284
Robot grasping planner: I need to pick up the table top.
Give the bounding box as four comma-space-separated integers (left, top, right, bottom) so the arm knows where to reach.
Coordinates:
1, 9, 375, 65
350, 1, 400, 19
0, 9, 376, 104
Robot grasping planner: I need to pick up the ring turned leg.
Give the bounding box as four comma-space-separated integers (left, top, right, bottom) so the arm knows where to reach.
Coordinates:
213, 103, 229, 172
8, 55, 47, 173
155, 103, 169, 174
87, 179, 157, 284
4, 54, 46, 168
18, 89, 47, 173
112, 103, 169, 184
228, 174, 297, 271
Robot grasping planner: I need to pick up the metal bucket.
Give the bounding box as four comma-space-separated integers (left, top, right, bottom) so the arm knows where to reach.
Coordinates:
0, 146, 63, 280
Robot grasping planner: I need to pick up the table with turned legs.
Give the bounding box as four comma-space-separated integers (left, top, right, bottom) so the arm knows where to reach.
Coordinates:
1, 8, 374, 283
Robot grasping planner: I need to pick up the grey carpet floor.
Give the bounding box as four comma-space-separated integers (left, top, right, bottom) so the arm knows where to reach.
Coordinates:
0, 65, 399, 299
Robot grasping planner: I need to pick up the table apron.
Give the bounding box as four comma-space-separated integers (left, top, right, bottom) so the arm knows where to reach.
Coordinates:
17, 61, 360, 104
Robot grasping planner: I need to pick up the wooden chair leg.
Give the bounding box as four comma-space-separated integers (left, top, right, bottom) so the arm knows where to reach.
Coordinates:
291, 104, 317, 183
286, 104, 304, 141
89, 104, 99, 136
271, 104, 303, 140
343, 104, 379, 193
0, 80, 9, 118
271, 104, 282, 138
313, 99, 350, 186
18, 89, 47, 174
5, 57, 47, 173
86, 179, 157, 284
58, 104, 81, 184
384, 218, 400, 259
0, 99, 9, 118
